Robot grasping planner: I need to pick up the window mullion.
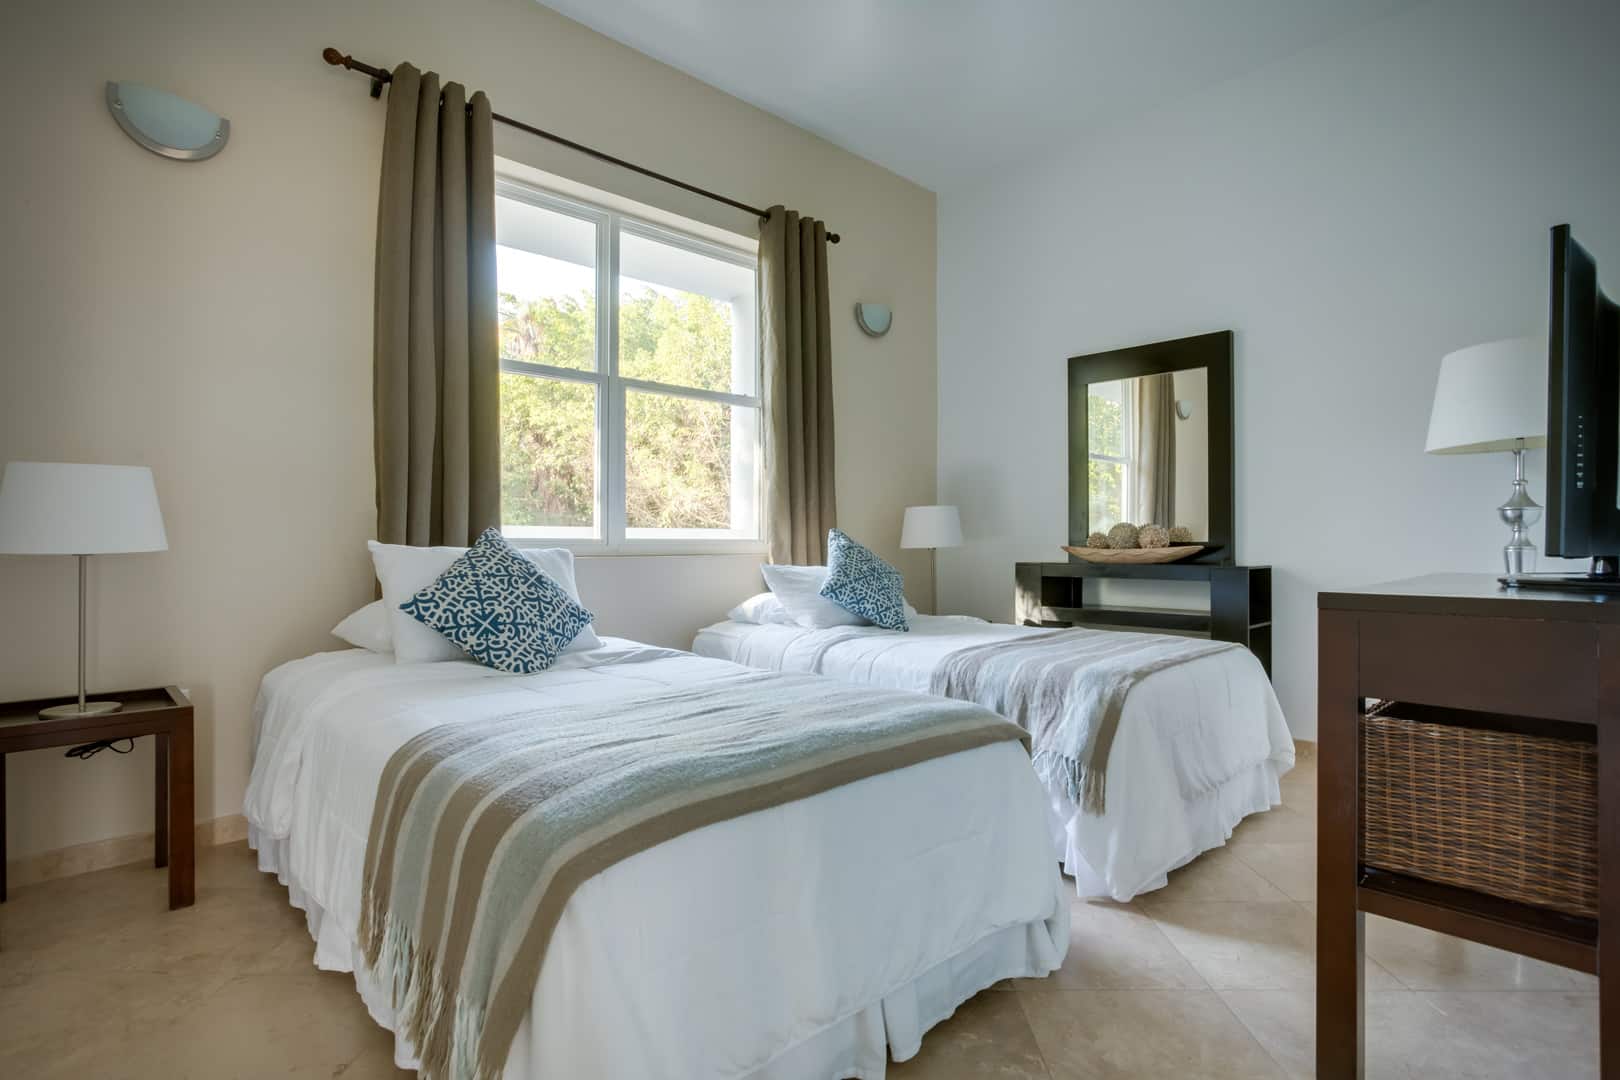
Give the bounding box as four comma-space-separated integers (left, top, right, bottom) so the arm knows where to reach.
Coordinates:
604, 214, 626, 547
617, 375, 759, 410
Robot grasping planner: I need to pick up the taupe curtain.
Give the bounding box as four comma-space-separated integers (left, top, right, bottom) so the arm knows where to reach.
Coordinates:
759, 206, 836, 564
373, 63, 500, 547
1133, 372, 1176, 526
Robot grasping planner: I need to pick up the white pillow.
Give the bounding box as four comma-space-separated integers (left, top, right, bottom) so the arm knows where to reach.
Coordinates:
761, 564, 868, 629
332, 600, 393, 653
726, 592, 800, 626
368, 541, 602, 665
518, 547, 602, 654
756, 567, 923, 630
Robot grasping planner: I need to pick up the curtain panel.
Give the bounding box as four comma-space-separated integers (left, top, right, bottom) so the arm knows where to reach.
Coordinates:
1133, 372, 1176, 527
374, 63, 500, 547
759, 206, 836, 565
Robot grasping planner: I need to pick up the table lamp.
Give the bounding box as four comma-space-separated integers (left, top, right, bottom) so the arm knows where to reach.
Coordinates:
900, 505, 963, 613
1424, 338, 1546, 577
0, 463, 168, 719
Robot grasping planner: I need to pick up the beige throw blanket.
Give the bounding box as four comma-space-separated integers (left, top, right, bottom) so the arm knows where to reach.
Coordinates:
931, 629, 1236, 815
359, 672, 1027, 1080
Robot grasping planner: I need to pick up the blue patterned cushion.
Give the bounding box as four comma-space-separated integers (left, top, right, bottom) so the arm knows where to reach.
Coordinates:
399, 528, 595, 674
819, 528, 910, 631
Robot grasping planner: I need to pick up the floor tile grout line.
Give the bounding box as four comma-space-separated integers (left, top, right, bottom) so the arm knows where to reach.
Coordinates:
1209, 987, 1299, 1079
1007, 989, 1057, 1080
1134, 900, 1214, 991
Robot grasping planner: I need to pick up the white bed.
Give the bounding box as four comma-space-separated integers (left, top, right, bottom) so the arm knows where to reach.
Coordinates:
693, 615, 1295, 902
243, 638, 1067, 1079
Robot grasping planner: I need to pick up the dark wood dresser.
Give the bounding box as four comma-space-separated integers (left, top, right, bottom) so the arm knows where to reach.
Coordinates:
1317, 574, 1615, 1078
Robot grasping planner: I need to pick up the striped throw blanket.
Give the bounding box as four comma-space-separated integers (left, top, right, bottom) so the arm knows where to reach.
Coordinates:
359, 671, 1027, 1080
931, 629, 1235, 815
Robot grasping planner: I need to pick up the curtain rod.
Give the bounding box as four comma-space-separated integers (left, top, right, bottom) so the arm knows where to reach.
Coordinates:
322, 48, 840, 244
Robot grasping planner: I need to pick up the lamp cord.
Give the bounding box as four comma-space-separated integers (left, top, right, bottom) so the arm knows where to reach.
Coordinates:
65, 738, 135, 760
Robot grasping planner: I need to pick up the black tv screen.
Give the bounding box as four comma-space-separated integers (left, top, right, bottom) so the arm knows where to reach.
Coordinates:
1545, 224, 1620, 573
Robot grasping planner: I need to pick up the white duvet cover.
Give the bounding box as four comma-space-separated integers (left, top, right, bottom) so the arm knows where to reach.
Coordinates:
693, 616, 1296, 901
243, 640, 1067, 1079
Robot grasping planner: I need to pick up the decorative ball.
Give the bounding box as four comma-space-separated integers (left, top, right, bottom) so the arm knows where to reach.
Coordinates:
1086, 531, 1110, 550
1106, 522, 1140, 549
1138, 524, 1171, 549
1168, 525, 1194, 543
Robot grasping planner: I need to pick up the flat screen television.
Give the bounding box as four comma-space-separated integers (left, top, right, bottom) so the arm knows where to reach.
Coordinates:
1537, 224, 1620, 590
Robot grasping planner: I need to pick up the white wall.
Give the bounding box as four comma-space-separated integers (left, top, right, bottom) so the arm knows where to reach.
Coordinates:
0, 0, 936, 861
938, 0, 1620, 739
1170, 367, 1209, 539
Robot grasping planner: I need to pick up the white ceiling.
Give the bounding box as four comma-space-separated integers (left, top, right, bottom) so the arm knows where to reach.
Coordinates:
537, 0, 1419, 193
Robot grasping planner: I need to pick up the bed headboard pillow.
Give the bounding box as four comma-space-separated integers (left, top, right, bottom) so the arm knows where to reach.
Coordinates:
760, 564, 869, 628
332, 600, 393, 653
819, 529, 910, 632
754, 568, 921, 629
369, 538, 602, 664
726, 592, 800, 626
398, 528, 595, 674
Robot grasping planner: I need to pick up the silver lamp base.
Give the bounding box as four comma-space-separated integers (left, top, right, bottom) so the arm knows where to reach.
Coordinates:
40, 700, 123, 721
1499, 441, 1542, 580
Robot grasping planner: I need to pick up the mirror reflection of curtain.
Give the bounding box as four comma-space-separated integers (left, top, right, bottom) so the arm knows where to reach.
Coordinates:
1133, 373, 1176, 526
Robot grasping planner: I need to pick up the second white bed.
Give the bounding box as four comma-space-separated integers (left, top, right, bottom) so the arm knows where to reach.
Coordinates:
694, 615, 1295, 902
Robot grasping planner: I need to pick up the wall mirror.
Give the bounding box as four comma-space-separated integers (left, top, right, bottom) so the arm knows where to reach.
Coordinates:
106, 81, 230, 161
1068, 330, 1234, 561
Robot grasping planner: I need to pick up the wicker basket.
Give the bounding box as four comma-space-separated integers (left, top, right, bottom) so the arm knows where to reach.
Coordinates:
1359, 708, 1598, 919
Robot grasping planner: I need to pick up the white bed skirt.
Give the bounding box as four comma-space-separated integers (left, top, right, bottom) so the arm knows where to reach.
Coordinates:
1054, 756, 1285, 900
252, 828, 1066, 1079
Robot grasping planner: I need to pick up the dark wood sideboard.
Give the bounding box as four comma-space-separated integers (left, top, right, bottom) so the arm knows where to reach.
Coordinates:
1318, 574, 1616, 1078
1015, 560, 1272, 676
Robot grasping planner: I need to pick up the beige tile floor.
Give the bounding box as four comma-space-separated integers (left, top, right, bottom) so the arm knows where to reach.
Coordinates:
0, 753, 1599, 1079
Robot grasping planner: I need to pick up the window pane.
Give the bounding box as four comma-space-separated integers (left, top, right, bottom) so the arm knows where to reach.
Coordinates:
625, 390, 758, 536
500, 373, 598, 535
619, 230, 755, 395
1089, 459, 1125, 534
496, 197, 596, 371
1088, 385, 1125, 458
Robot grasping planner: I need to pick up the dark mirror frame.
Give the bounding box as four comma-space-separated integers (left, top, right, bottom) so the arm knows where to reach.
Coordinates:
1067, 330, 1234, 565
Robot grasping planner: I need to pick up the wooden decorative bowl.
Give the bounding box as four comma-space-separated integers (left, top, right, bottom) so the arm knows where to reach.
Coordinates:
1061, 544, 1206, 564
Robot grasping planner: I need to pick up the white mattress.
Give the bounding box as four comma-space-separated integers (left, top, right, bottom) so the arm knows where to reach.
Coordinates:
243, 640, 1067, 1079
693, 616, 1296, 901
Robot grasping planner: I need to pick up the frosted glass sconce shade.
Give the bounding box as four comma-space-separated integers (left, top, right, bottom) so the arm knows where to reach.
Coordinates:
107, 81, 230, 161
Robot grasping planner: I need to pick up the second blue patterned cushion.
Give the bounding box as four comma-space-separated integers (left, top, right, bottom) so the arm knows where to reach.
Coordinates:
819, 528, 910, 631
399, 527, 595, 674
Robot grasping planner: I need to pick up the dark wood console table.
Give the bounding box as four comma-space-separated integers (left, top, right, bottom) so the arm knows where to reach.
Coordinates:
1015, 560, 1271, 676
1317, 575, 1614, 1078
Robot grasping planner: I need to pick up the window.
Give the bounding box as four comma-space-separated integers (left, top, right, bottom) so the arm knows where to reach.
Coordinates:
495, 180, 761, 551
1087, 379, 1132, 532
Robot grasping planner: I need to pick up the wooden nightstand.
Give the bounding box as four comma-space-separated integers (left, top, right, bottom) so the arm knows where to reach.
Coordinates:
0, 686, 194, 908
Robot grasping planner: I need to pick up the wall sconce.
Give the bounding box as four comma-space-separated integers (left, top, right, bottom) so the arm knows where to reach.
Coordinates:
854, 303, 893, 338
1175, 399, 1194, 421
107, 81, 230, 161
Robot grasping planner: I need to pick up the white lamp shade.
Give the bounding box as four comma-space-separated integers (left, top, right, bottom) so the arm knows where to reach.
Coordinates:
1425, 337, 1548, 454
901, 505, 963, 549
0, 462, 168, 555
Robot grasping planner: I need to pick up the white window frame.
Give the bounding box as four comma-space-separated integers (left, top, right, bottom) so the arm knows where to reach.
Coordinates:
495, 179, 765, 555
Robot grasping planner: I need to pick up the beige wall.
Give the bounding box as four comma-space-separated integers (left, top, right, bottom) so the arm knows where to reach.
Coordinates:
0, 0, 937, 860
